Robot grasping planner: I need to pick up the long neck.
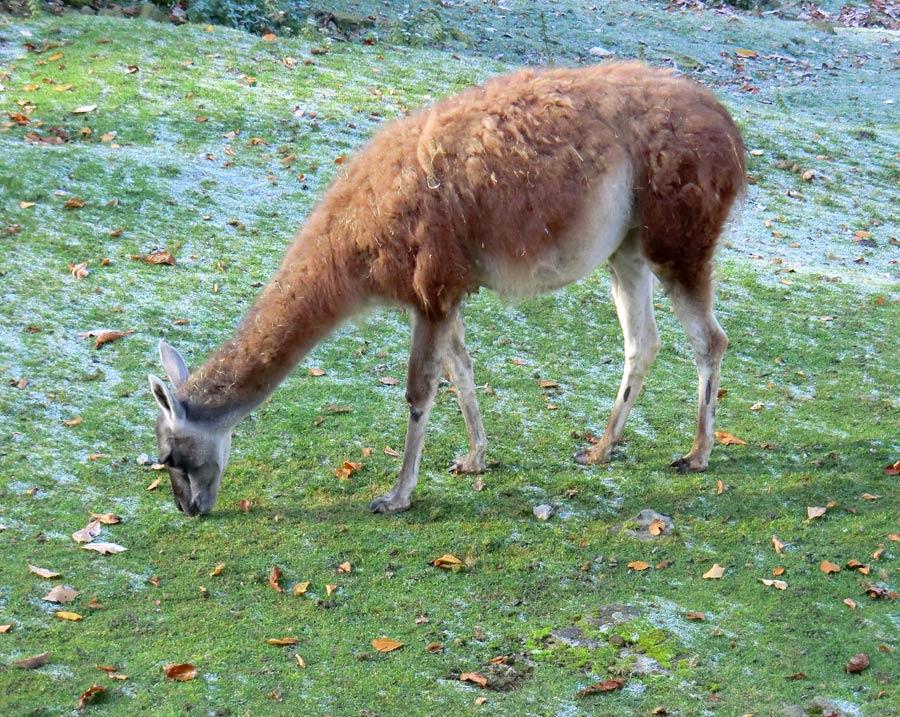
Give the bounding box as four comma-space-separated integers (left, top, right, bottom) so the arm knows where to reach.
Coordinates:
180, 224, 364, 423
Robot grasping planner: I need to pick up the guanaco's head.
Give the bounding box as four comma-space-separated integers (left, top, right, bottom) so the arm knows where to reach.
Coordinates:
148, 342, 232, 516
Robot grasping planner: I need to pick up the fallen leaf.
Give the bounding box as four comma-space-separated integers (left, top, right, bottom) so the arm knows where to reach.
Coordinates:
884, 460, 900, 476
820, 560, 841, 574
337, 561, 352, 574
325, 583, 338, 596
735, 48, 759, 58
210, 563, 225, 577
843, 598, 857, 610
702, 563, 725, 579
716, 479, 724, 495
19, 201, 36, 208
295, 654, 306, 668
425, 642, 444, 653
648, 518, 665, 536
384, 446, 401, 458
76, 684, 105, 709
807, 506, 827, 520
845, 653, 869, 674
772, 566, 785, 576
95, 665, 118, 673
460, 671, 488, 688
56, 611, 83, 621
628, 560, 650, 571
377, 376, 399, 386
715, 431, 747, 446
72, 520, 101, 543
0, 624, 11, 633
293, 581, 310, 596
372, 637, 404, 652
239, 499, 251, 512
578, 676, 627, 695
685, 612, 705, 621
772, 535, 785, 554
146, 477, 161, 491
91, 513, 121, 525
79, 328, 136, 350
861, 493, 880, 501
759, 578, 788, 590
266, 637, 299, 645
888, 533, 900, 543
30, 565, 61, 579
63, 197, 85, 209
14, 652, 51, 669
71, 104, 97, 114
162, 663, 198, 681
43, 586, 79, 603
268, 566, 284, 593
69, 261, 90, 280
430, 554, 463, 569
82, 542, 126, 554
140, 250, 177, 266
308, 367, 326, 376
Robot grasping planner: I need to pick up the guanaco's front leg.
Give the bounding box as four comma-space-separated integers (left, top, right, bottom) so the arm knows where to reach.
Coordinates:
369, 311, 452, 514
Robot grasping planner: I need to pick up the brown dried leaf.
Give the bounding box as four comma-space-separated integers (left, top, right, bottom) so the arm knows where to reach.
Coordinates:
325, 583, 338, 596
820, 560, 841, 575
337, 561, 352, 574
372, 637, 404, 652
266, 637, 299, 645
715, 431, 747, 446
14, 652, 51, 670
268, 566, 284, 593
30, 565, 61, 579
579, 676, 627, 695
69, 261, 90, 280
91, 512, 121, 525
162, 663, 198, 681
43, 585, 79, 603
293, 581, 310, 596
210, 562, 225, 577
71, 104, 97, 114
76, 684, 105, 709
79, 328, 136, 350
771, 534, 785, 554
845, 653, 869, 674
142, 250, 177, 266
843, 598, 857, 610
807, 506, 827, 520
0, 624, 11, 633
377, 376, 399, 386
71, 520, 101, 543
62, 416, 83, 428
884, 460, 900, 476
628, 560, 650, 571
702, 563, 725, 579
63, 197, 85, 209
648, 518, 665, 536
759, 578, 788, 590
308, 367, 326, 376
82, 542, 126, 554
685, 612, 705, 621
460, 671, 488, 688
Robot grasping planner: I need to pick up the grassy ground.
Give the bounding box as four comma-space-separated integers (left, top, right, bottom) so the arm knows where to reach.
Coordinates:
1, 2, 898, 716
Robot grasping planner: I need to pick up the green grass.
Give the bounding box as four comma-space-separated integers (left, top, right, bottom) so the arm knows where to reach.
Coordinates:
1, 4, 898, 716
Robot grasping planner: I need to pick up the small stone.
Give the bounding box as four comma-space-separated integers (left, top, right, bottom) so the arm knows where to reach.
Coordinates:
533, 504, 554, 521
589, 46, 614, 58
136, 453, 150, 465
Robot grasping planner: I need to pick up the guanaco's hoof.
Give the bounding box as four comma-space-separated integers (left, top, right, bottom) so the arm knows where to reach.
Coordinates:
449, 454, 487, 475
670, 456, 708, 474
573, 446, 611, 466
368, 494, 411, 514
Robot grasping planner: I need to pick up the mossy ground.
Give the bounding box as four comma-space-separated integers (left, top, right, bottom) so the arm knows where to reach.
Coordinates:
0, 3, 898, 716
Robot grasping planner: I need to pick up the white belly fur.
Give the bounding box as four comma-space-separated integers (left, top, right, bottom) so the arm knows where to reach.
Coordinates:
480, 159, 635, 298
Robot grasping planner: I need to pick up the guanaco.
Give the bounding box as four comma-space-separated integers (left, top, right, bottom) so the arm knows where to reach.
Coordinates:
149, 62, 745, 516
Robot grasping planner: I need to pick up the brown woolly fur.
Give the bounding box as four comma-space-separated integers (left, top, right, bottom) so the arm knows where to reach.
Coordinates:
182, 61, 745, 415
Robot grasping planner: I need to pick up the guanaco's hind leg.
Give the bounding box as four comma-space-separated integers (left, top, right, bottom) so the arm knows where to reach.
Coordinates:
369, 311, 453, 514
443, 313, 488, 475
664, 281, 728, 473
575, 233, 661, 465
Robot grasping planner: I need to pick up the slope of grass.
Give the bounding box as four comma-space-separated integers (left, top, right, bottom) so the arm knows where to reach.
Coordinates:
0, 4, 897, 716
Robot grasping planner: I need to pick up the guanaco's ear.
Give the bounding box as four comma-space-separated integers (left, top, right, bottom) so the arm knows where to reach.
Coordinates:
158, 341, 189, 388
148, 373, 186, 425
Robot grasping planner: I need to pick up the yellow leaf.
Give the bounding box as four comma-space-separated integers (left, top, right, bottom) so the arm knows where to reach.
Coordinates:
372, 637, 404, 652
308, 367, 326, 376
627, 560, 650, 571
735, 49, 759, 58
430, 554, 463, 569
210, 562, 225, 577
295, 654, 306, 668
71, 104, 97, 114
772, 566, 785, 576
702, 563, 725, 579
771, 534, 785, 554
55, 611, 83, 621
337, 561, 352, 574
325, 584, 338, 596
293, 581, 310, 596
843, 598, 857, 610
0, 625, 11, 633
860, 493, 880, 501
266, 637, 299, 645
19, 201, 36, 209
